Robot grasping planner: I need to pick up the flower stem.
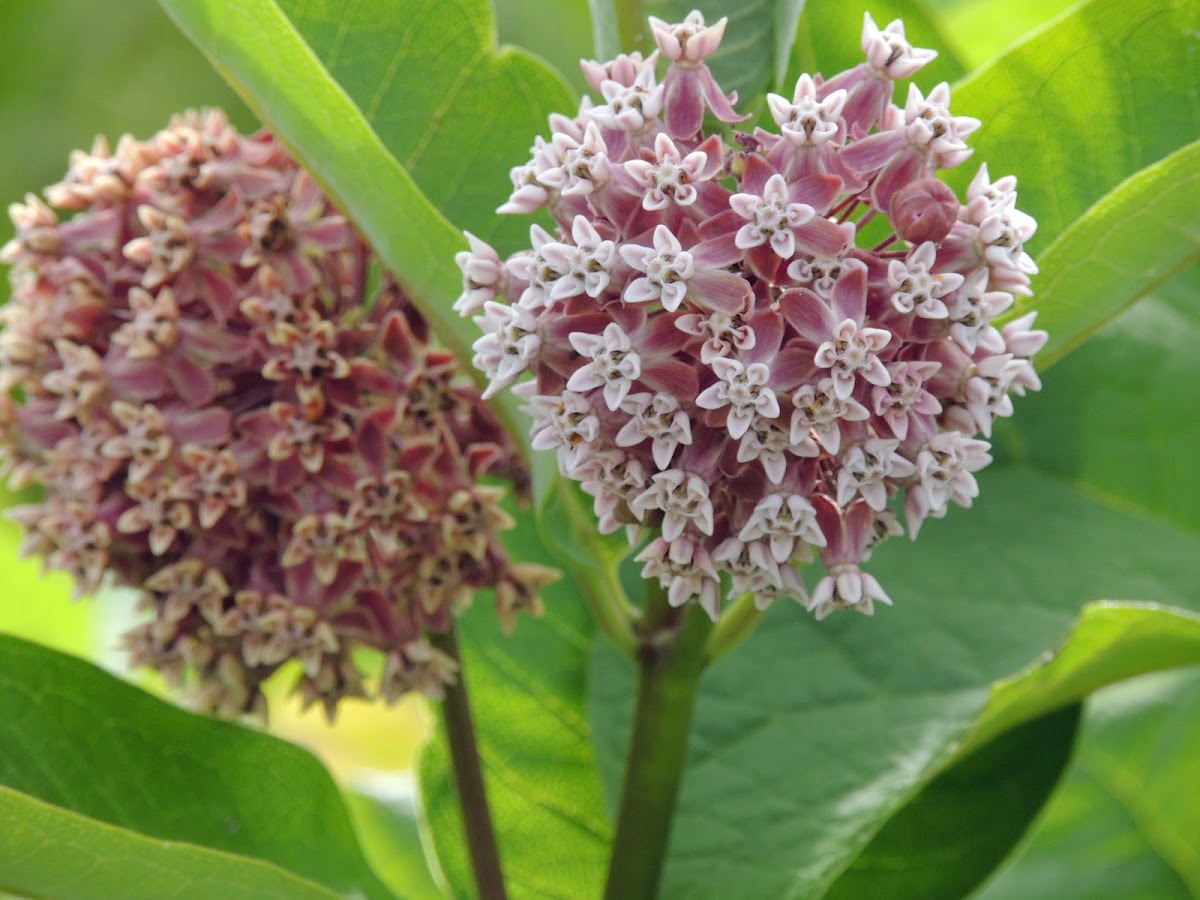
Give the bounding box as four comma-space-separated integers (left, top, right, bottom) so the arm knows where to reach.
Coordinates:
430, 624, 508, 900
603, 586, 714, 900
705, 592, 766, 664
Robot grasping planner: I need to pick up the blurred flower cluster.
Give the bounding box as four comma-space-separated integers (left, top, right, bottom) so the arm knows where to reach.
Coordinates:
459, 11, 1046, 621
0, 110, 552, 719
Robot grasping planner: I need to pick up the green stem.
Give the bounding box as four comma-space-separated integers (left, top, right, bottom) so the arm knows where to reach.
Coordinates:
430, 625, 508, 900
705, 593, 766, 664
614, 0, 649, 54
603, 587, 714, 900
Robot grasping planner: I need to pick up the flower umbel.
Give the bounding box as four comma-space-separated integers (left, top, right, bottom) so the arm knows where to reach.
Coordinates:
462, 11, 1044, 622
1, 111, 552, 719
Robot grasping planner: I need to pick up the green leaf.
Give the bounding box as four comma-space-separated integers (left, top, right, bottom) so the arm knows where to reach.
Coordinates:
345, 786, 445, 900
593, 0, 810, 101
789, 0, 968, 92
948, 0, 1200, 248
1005, 265, 1200, 535
823, 704, 1082, 900
587, 470, 1200, 898
494, 0, 594, 96
978, 669, 1200, 899
962, 603, 1200, 754
0, 785, 338, 900
273, 0, 574, 253
0, 635, 391, 900
935, 0, 1078, 70
1015, 141, 1200, 367
419, 506, 611, 899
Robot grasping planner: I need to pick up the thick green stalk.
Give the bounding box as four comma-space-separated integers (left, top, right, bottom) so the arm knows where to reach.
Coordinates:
603, 588, 715, 899
706, 593, 767, 664
430, 625, 507, 900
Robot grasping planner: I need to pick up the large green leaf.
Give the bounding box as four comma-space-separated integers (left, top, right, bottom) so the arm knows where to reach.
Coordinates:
1006, 265, 1200, 534
588, 471, 1200, 898
823, 704, 1082, 900
949, 0, 1199, 247
274, 0, 574, 253
977, 668, 1200, 899
1014, 142, 1200, 366
419, 507, 611, 899
0, 786, 338, 900
932, 0, 1078, 69
346, 785, 445, 900
0, 635, 391, 899
822, 602, 1200, 898
591, 0, 809, 101
494, 0, 593, 95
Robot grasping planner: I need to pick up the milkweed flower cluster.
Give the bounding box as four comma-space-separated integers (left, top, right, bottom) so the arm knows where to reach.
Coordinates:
0, 110, 553, 719
458, 11, 1046, 622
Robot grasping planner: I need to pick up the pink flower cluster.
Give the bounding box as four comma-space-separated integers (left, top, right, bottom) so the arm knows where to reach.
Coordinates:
0, 110, 552, 718
458, 12, 1046, 621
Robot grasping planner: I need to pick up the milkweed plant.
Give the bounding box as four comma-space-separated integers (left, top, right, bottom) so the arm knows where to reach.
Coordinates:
2, 2, 1197, 899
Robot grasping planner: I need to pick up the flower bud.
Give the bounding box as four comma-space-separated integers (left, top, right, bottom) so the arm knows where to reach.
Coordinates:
890, 177, 960, 244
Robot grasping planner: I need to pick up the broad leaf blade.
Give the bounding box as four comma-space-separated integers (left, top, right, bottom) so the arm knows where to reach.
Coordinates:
1013, 142, 1200, 367
824, 704, 1082, 900
588, 470, 1200, 898
977, 669, 1200, 899
0, 786, 338, 900
1005, 264, 1200, 535
823, 602, 1200, 898
937, 0, 1078, 69
0, 635, 390, 900
276, 0, 574, 253
346, 785, 445, 900
949, 0, 1200, 246
963, 603, 1200, 754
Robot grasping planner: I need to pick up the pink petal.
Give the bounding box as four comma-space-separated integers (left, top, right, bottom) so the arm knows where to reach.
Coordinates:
840, 130, 906, 174
698, 65, 748, 123
745, 309, 784, 362
690, 233, 744, 268
768, 346, 814, 391
173, 407, 232, 445
689, 268, 751, 314
789, 173, 842, 212
871, 151, 928, 211
794, 218, 853, 258
832, 267, 868, 323
663, 67, 704, 140
740, 154, 776, 196
641, 357, 698, 398
639, 313, 688, 354
167, 355, 218, 406
779, 288, 835, 341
